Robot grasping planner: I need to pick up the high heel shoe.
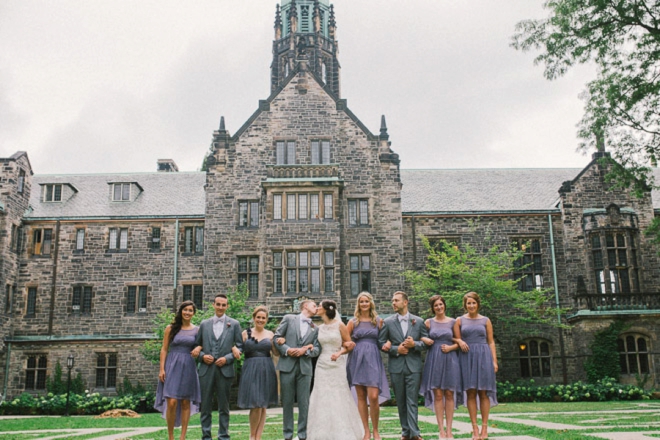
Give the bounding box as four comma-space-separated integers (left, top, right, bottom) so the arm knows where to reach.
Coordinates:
471, 423, 481, 440
480, 424, 489, 439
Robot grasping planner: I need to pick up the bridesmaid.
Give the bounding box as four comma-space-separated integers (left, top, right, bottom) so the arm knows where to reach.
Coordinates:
454, 292, 498, 440
419, 295, 460, 439
155, 300, 202, 440
346, 291, 389, 440
237, 306, 278, 440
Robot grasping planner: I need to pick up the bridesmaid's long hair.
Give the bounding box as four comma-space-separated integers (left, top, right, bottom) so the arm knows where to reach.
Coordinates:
353, 291, 378, 326
170, 300, 197, 343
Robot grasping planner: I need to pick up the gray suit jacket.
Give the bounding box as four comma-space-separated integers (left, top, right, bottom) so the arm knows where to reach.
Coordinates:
195, 315, 243, 378
378, 313, 428, 374
274, 314, 320, 376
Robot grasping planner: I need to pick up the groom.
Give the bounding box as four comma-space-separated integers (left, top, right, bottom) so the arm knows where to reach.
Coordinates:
274, 299, 321, 440
379, 291, 428, 440
195, 293, 243, 440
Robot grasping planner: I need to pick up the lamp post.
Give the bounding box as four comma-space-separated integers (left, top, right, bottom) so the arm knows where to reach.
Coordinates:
64, 354, 74, 417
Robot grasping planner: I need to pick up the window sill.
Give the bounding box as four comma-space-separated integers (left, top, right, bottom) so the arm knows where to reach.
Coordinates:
181, 252, 203, 257
237, 226, 260, 230
106, 249, 128, 254
73, 250, 85, 255
149, 249, 162, 253
348, 224, 372, 228
24, 314, 36, 319
31, 254, 52, 259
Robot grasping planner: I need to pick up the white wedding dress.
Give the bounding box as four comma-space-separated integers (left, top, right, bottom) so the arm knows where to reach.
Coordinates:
307, 320, 364, 440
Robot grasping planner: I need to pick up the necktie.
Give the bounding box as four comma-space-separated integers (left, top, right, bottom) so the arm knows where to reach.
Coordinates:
399, 315, 408, 335
213, 317, 224, 339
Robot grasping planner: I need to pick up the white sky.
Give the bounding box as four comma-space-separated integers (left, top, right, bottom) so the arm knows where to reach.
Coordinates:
0, 0, 596, 174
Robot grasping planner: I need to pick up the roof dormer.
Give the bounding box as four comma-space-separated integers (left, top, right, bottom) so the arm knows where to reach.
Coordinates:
109, 181, 144, 202
40, 182, 78, 203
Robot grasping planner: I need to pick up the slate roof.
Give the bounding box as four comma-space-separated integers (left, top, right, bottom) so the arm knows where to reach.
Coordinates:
24, 167, 660, 220
400, 168, 660, 213
26, 172, 206, 220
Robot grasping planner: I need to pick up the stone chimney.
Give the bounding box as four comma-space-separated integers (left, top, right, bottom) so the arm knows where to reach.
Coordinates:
157, 159, 179, 172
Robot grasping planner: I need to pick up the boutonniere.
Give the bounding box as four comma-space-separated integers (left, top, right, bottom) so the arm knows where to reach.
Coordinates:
411, 318, 417, 326
310, 322, 316, 329
226, 322, 231, 328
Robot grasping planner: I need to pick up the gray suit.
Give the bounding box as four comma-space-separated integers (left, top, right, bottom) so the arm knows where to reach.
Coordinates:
379, 313, 428, 439
195, 315, 243, 440
274, 314, 320, 440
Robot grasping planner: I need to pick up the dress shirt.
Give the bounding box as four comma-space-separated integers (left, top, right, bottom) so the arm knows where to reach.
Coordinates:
398, 313, 410, 336
213, 315, 226, 339
300, 314, 312, 337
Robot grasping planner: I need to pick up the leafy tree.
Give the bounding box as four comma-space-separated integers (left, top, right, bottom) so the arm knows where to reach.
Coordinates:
45, 361, 66, 395
404, 236, 565, 328
141, 282, 256, 365
512, 0, 660, 197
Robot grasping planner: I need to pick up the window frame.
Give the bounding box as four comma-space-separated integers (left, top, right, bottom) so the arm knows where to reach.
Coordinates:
347, 198, 370, 226
26, 286, 37, 317
183, 226, 204, 254
518, 338, 552, 378
108, 227, 128, 252
272, 191, 334, 221
276, 140, 297, 165
591, 231, 639, 294
238, 200, 260, 228
17, 169, 25, 194
95, 353, 118, 389
311, 140, 331, 164
274, 250, 334, 295
512, 238, 544, 292
75, 228, 85, 252
238, 256, 260, 298
25, 354, 47, 390
72, 285, 93, 314
182, 284, 203, 307
349, 254, 371, 296
112, 183, 131, 202
43, 184, 62, 202
32, 228, 53, 256
618, 333, 651, 376
150, 227, 161, 251
126, 285, 148, 314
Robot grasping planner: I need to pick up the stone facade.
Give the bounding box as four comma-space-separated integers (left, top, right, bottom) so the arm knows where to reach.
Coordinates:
1, 1, 659, 400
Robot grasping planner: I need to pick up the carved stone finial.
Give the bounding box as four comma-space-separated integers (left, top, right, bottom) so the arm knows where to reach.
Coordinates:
379, 115, 389, 140
219, 116, 226, 132
275, 4, 282, 29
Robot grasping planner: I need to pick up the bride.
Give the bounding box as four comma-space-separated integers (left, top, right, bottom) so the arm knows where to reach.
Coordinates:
307, 300, 364, 440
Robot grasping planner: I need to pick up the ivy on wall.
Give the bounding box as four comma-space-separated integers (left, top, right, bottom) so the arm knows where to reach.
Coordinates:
584, 320, 629, 383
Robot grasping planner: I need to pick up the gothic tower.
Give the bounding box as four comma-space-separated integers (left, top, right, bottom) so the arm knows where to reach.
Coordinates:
271, 0, 341, 97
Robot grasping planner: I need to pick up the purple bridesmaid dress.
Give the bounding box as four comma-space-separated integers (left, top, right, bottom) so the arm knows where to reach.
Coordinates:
458, 316, 498, 407
419, 318, 460, 411
154, 327, 202, 426
346, 319, 390, 404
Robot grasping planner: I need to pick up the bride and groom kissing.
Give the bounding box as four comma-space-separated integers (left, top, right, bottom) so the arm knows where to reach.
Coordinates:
274, 293, 427, 440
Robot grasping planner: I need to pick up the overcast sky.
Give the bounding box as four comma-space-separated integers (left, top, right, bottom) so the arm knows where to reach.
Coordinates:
0, 0, 597, 175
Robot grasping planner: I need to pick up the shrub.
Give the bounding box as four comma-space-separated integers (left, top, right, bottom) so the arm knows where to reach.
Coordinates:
0, 391, 156, 416
497, 377, 651, 403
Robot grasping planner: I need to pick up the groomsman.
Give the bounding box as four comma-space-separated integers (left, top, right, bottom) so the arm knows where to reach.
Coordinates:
195, 293, 243, 440
274, 300, 321, 440
379, 291, 428, 440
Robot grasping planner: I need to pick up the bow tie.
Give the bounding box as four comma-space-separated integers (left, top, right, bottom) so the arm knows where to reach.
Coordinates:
398, 316, 408, 322
301, 318, 312, 324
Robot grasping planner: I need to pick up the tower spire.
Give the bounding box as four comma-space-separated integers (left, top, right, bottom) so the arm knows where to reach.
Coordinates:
271, 0, 341, 97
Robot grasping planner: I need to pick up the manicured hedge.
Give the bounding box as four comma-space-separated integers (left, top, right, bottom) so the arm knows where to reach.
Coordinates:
497, 378, 652, 402
0, 391, 156, 416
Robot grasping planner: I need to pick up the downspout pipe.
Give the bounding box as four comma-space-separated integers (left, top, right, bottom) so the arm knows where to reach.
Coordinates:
173, 218, 179, 311
2, 342, 11, 402
548, 214, 568, 384
48, 221, 61, 335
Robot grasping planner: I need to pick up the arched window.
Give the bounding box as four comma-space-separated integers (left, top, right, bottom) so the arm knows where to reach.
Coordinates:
322, 62, 327, 84
618, 334, 650, 375
519, 339, 551, 378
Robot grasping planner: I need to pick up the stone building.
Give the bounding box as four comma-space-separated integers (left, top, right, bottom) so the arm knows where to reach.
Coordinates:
1, 0, 659, 399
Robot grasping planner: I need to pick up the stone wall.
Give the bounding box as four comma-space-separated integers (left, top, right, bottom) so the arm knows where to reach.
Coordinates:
205, 69, 404, 316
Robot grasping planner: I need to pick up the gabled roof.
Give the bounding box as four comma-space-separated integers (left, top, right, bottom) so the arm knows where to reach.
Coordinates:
231, 63, 376, 141
401, 168, 660, 213
26, 172, 206, 220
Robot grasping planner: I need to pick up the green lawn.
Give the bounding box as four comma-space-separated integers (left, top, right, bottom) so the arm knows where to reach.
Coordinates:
0, 402, 659, 439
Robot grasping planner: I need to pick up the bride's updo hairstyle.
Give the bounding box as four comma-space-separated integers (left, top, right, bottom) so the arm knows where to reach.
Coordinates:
321, 299, 337, 320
